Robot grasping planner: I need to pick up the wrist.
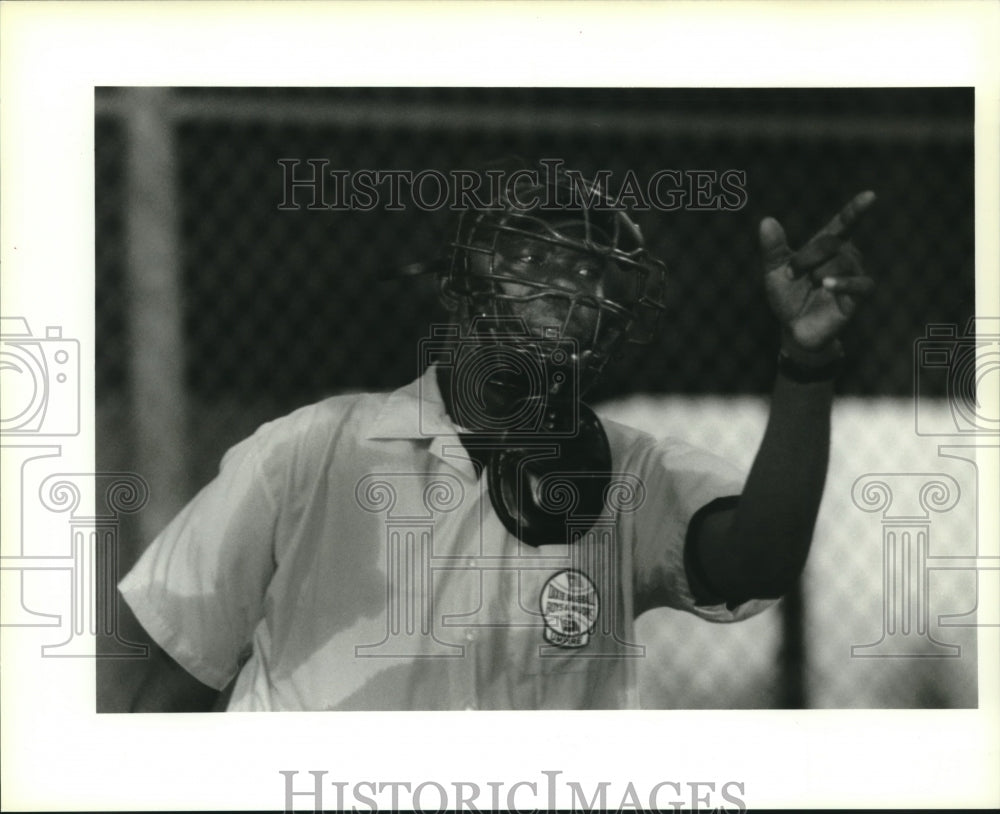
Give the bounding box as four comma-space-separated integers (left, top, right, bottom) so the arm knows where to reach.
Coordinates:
779, 332, 845, 367
778, 333, 844, 383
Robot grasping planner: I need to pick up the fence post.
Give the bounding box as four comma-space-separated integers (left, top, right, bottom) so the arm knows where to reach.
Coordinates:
121, 87, 188, 546
779, 579, 806, 708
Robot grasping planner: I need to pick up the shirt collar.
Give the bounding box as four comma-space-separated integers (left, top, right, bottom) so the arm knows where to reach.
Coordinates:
365, 364, 454, 441
365, 366, 478, 479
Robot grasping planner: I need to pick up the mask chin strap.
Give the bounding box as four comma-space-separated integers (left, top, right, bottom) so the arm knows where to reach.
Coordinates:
485, 401, 612, 547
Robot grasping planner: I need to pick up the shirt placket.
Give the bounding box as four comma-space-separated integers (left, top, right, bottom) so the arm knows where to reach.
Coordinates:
427, 444, 486, 710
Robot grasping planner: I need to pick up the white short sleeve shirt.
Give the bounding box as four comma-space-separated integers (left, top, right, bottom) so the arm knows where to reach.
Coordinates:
119, 367, 774, 710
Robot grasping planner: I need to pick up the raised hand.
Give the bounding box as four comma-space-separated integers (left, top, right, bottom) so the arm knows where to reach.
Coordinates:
759, 191, 876, 360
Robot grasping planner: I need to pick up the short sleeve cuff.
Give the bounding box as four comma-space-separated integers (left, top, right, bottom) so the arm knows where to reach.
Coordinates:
118, 573, 236, 691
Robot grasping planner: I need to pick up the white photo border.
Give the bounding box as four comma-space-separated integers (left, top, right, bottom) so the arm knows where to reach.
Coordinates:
1, 1, 998, 810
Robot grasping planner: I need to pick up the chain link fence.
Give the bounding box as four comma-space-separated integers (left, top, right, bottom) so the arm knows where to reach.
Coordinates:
96, 87, 979, 710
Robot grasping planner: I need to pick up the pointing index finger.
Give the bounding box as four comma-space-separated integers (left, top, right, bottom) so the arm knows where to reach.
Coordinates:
816, 190, 877, 238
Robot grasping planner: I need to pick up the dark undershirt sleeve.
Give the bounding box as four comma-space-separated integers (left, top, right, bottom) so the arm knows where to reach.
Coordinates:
683, 495, 746, 611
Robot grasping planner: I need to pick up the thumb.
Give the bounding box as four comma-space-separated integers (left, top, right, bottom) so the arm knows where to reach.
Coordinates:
759, 216, 791, 273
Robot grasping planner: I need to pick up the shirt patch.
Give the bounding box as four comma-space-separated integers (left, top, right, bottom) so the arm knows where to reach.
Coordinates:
539, 569, 600, 648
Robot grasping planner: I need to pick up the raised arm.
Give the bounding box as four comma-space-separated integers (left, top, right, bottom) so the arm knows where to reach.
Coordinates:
687, 191, 876, 605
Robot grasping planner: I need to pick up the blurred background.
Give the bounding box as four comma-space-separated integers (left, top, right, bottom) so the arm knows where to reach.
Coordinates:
95, 87, 983, 711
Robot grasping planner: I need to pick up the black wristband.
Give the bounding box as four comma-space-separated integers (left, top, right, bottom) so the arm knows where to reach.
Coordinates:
777, 351, 844, 383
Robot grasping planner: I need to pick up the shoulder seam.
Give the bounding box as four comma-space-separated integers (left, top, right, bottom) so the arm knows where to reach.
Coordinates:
246, 427, 280, 513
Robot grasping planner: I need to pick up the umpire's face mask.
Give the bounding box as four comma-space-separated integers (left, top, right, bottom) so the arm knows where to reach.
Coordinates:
446, 233, 621, 547
463, 230, 637, 392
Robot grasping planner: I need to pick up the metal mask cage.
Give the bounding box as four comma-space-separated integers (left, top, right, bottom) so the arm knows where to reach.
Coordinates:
442, 171, 669, 385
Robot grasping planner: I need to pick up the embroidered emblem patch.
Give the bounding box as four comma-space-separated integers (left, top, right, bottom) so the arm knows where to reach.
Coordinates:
539, 569, 600, 648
